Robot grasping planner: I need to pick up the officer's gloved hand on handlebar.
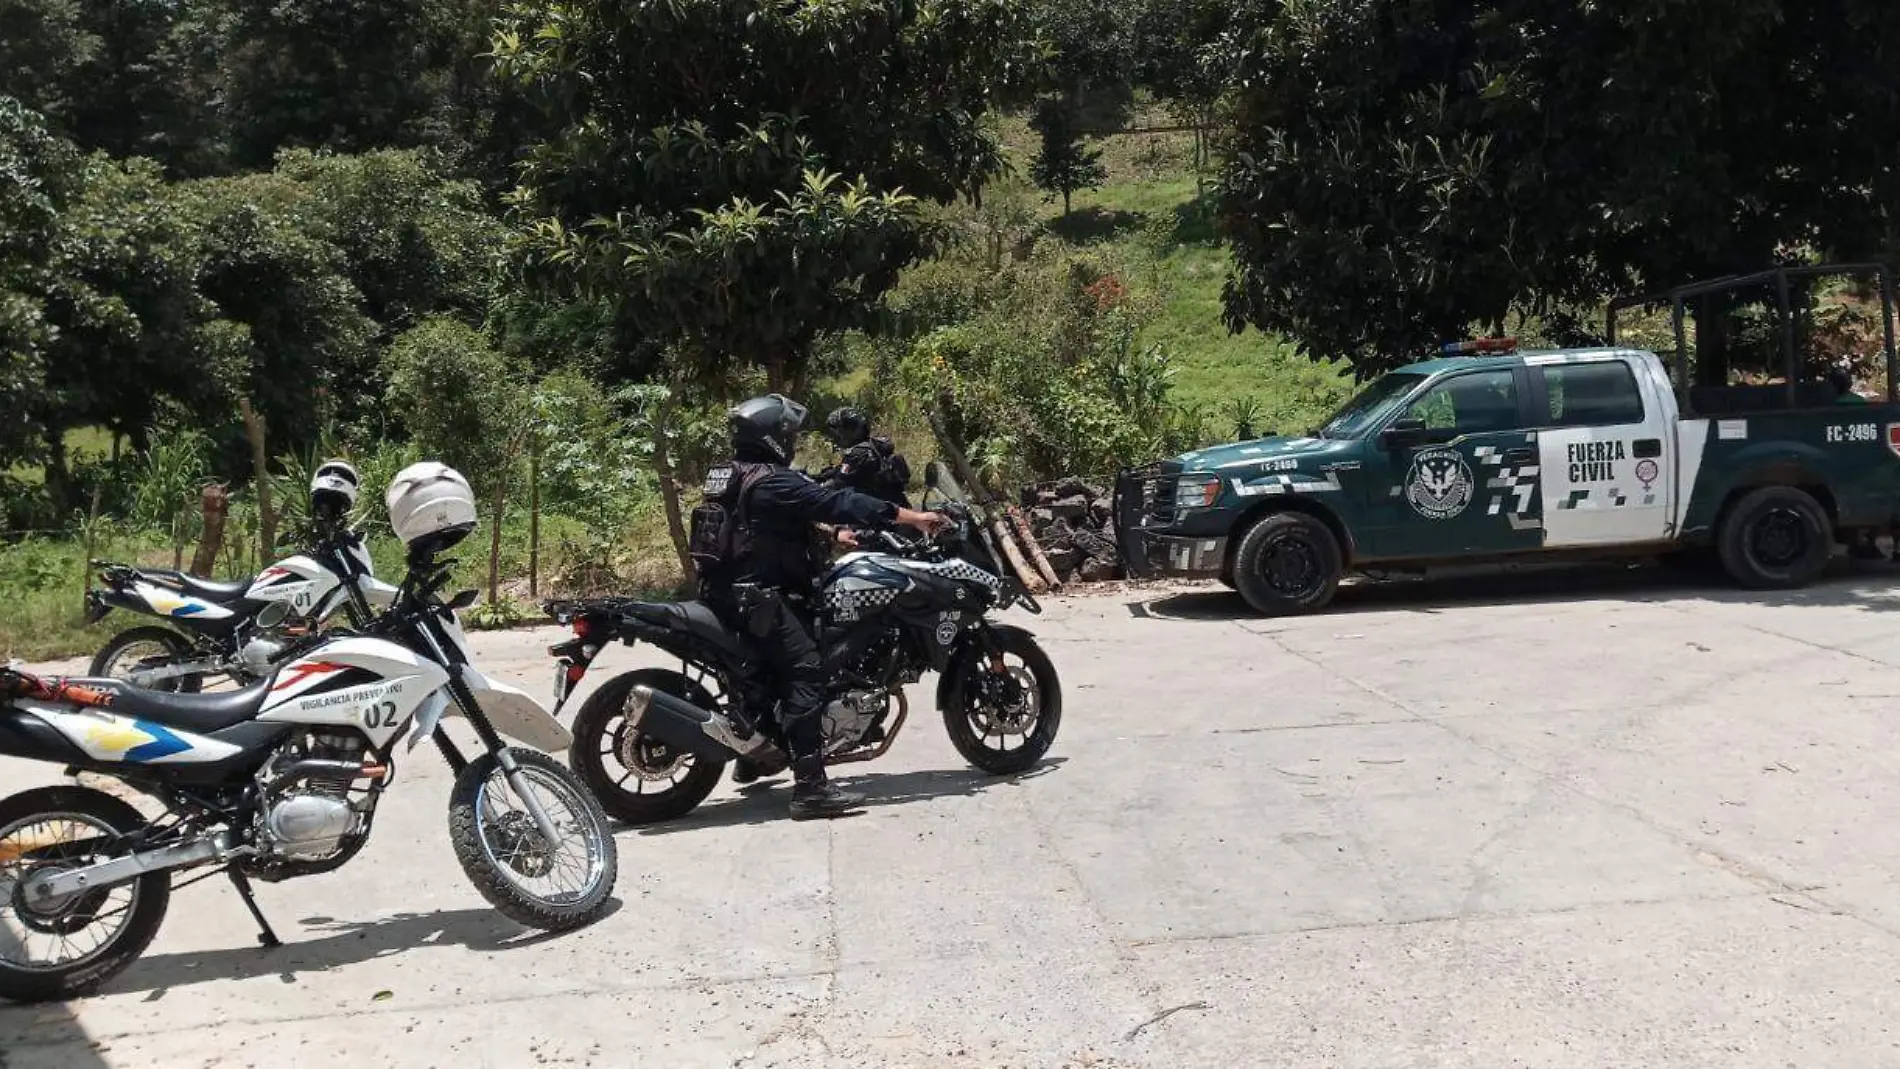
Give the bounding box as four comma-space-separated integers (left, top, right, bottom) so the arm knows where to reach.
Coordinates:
831, 508, 949, 553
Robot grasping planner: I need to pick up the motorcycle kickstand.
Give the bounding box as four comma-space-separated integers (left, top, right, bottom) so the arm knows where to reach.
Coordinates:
226, 865, 282, 948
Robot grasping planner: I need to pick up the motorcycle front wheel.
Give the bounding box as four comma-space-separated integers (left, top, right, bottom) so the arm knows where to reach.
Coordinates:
447, 748, 616, 932
568, 669, 728, 825
942, 629, 1062, 775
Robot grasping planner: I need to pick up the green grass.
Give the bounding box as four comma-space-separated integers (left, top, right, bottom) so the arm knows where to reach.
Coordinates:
1042, 147, 1356, 436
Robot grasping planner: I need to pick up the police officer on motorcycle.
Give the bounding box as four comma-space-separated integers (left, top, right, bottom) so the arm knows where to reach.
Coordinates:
820, 407, 912, 507
703, 394, 947, 819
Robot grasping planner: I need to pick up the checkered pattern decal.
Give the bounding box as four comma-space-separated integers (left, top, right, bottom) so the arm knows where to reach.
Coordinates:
1234, 471, 1343, 497
1473, 444, 1539, 520
820, 577, 903, 620
1554, 487, 1657, 511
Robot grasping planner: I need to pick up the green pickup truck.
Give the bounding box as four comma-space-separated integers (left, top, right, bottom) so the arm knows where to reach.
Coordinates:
1116, 264, 1900, 615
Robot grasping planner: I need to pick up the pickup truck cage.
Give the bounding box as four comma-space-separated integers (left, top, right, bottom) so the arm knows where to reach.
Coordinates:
1605, 262, 1898, 410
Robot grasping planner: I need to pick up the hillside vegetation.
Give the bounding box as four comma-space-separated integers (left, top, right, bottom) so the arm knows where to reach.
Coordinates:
4, 0, 1895, 661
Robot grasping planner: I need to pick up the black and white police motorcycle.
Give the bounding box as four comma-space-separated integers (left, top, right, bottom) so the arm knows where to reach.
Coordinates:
546, 462, 1062, 825
0, 464, 616, 1003
86, 461, 399, 691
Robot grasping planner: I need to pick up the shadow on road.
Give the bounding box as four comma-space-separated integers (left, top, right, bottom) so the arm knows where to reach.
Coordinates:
633, 758, 1067, 836
92, 901, 620, 998
1129, 559, 1900, 622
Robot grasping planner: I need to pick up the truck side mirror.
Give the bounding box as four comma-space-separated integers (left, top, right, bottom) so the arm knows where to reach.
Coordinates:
1380, 417, 1428, 450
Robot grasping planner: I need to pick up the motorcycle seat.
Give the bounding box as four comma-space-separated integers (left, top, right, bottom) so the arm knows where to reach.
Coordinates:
140, 569, 254, 603
69, 677, 273, 736
623, 601, 745, 657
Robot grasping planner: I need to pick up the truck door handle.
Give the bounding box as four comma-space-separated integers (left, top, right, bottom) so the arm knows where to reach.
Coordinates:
1633, 438, 1662, 458
1504, 447, 1536, 465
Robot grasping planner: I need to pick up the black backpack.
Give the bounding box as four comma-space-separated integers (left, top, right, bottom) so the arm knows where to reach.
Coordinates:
687, 461, 772, 587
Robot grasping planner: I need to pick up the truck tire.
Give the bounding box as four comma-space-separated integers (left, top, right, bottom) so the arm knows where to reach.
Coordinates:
1716, 486, 1832, 589
1232, 511, 1342, 615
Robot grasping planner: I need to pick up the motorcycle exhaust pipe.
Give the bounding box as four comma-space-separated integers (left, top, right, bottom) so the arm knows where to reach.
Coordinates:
626, 685, 746, 762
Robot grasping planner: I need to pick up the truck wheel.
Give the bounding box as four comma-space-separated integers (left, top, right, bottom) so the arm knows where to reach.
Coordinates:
1717, 486, 1832, 589
1232, 511, 1342, 615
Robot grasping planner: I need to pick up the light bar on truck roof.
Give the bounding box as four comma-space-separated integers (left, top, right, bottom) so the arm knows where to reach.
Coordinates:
1441, 337, 1518, 355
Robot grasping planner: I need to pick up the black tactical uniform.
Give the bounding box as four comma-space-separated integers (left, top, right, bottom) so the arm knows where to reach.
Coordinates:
821, 407, 912, 507
710, 395, 900, 818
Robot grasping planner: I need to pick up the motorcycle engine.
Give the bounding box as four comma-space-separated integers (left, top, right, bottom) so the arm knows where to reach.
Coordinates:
254, 731, 373, 859
236, 631, 288, 673
821, 690, 888, 755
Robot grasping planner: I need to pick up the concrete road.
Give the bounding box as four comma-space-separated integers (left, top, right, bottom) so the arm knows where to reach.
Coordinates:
7, 565, 1900, 1068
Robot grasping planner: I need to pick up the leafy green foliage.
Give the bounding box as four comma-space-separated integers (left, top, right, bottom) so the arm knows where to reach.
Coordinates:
0, 0, 222, 174
496, 0, 1031, 391
274, 150, 504, 339
900, 243, 1206, 483
382, 317, 521, 495
216, 0, 479, 170
1029, 97, 1107, 217
0, 96, 75, 462
1219, 0, 1900, 375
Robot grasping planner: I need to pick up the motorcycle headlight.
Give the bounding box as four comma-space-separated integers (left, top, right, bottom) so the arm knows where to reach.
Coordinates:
1174, 475, 1221, 511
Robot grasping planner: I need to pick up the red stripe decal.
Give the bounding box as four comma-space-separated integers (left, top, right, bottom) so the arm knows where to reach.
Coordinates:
270, 661, 349, 692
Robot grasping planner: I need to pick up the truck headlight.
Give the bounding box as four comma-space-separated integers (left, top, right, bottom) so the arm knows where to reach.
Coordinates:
1175, 476, 1221, 511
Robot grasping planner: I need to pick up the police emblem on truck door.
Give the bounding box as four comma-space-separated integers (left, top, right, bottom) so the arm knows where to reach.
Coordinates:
1405, 449, 1475, 520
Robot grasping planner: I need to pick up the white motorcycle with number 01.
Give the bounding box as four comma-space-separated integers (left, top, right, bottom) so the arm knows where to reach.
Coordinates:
87, 461, 401, 692
0, 464, 617, 1002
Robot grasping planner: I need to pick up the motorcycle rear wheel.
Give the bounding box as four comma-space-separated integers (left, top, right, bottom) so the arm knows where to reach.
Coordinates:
568, 669, 728, 825
90, 626, 203, 693
0, 786, 171, 1003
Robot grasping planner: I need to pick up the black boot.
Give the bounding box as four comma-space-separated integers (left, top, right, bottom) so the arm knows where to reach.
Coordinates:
789, 756, 865, 820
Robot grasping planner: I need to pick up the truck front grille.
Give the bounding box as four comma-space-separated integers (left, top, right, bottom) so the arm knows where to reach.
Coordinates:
1121, 460, 1184, 527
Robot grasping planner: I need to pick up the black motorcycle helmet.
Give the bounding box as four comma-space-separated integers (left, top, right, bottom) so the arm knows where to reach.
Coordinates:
824, 406, 870, 449
730, 393, 809, 463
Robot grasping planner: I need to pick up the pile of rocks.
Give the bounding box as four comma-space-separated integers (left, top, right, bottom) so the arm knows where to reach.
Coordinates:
1018, 478, 1122, 583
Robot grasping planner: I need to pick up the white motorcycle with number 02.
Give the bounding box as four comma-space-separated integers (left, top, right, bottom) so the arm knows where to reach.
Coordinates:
0, 463, 617, 1003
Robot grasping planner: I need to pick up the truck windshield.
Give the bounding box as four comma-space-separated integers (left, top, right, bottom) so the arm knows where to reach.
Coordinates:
1317, 373, 1425, 439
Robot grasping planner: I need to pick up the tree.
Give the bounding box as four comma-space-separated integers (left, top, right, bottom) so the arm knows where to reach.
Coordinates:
275, 149, 505, 341
0, 96, 77, 470
382, 317, 518, 487
36, 157, 231, 467
0, 0, 224, 175
215, 0, 478, 170
1029, 96, 1107, 217
494, 0, 1030, 397
1131, 0, 1236, 181
1219, 0, 1900, 375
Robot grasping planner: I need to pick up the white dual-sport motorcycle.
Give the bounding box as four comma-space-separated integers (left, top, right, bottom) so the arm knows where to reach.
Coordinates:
0, 546, 616, 1002
87, 526, 400, 691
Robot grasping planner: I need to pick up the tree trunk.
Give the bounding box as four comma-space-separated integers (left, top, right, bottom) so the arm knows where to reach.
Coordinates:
42, 426, 69, 516
79, 485, 102, 617
766, 350, 791, 395
648, 391, 694, 585
238, 398, 274, 562
488, 476, 506, 608
1062, 188, 1072, 217
1007, 504, 1062, 590
191, 485, 227, 576
926, 407, 1044, 593
528, 445, 540, 599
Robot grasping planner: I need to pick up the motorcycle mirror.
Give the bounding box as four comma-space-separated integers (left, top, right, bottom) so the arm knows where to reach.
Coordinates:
446, 589, 479, 611
924, 462, 945, 490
